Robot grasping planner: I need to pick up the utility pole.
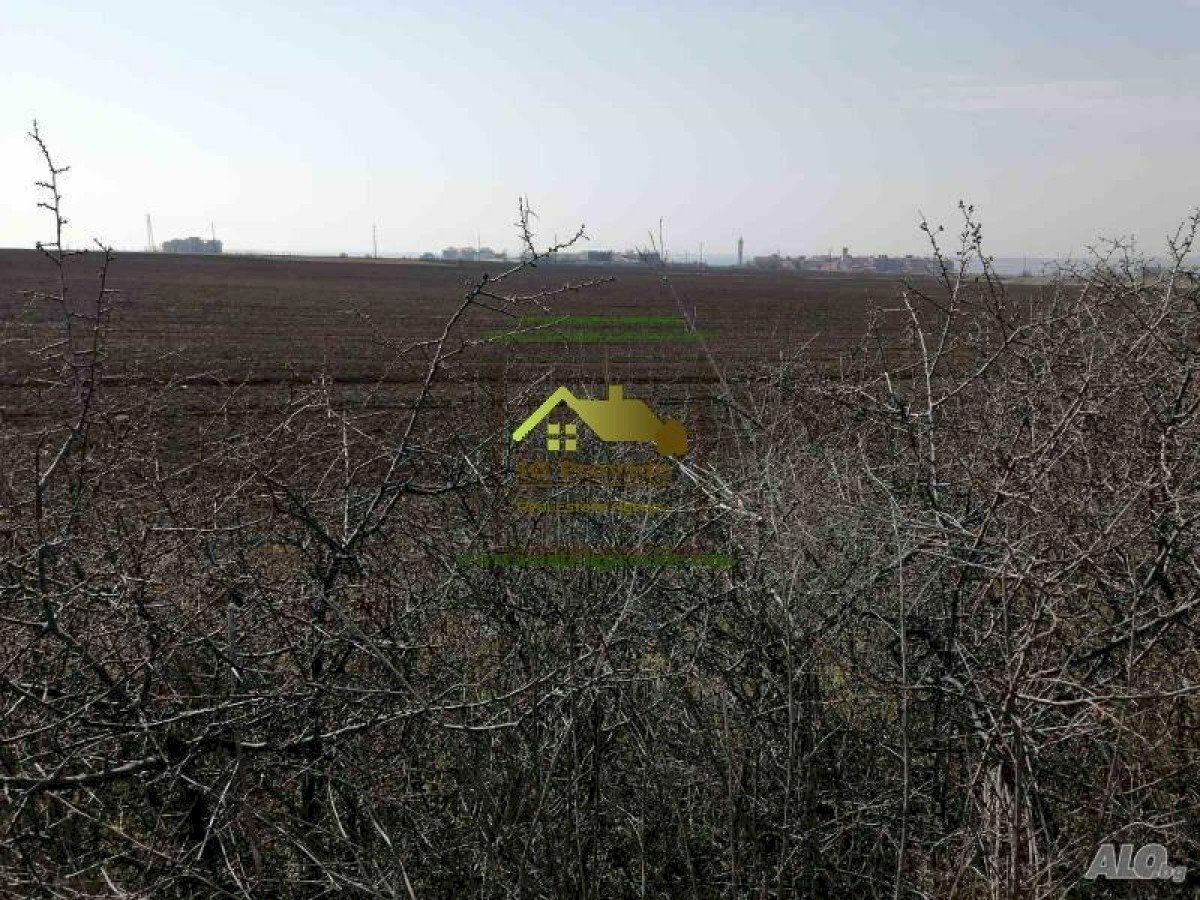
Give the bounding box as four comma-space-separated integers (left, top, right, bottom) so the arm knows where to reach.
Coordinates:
210, 221, 217, 243
373, 224, 378, 259
145, 214, 156, 253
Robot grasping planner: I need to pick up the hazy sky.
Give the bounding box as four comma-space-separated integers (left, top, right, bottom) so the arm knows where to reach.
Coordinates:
3, 0, 1198, 259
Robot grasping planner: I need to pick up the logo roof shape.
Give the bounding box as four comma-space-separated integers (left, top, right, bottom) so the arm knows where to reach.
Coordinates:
512, 385, 688, 456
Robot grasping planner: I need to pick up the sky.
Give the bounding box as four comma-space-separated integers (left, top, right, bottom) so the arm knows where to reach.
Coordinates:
2, 0, 1198, 260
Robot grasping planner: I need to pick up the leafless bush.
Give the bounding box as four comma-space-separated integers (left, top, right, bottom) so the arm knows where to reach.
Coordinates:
2, 133, 1197, 899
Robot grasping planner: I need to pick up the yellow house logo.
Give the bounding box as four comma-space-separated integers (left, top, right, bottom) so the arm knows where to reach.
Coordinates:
512, 385, 688, 457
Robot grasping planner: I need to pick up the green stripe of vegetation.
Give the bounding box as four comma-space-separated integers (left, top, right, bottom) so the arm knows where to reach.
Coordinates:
455, 551, 734, 570
519, 315, 684, 325
486, 330, 718, 343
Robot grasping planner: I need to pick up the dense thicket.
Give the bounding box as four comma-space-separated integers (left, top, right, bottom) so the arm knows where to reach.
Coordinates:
2, 137, 1197, 898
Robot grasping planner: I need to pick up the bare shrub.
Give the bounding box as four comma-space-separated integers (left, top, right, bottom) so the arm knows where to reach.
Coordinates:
2, 132, 1197, 899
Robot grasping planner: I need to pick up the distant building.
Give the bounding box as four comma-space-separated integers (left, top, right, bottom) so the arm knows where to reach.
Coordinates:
442, 245, 505, 262
748, 248, 940, 276
162, 236, 222, 254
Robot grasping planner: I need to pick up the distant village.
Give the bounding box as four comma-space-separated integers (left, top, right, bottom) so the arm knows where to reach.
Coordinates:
152, 234, 941, 275
750, 246, 942, 275
427, 242, 941, 274
428, 246, 650, 265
